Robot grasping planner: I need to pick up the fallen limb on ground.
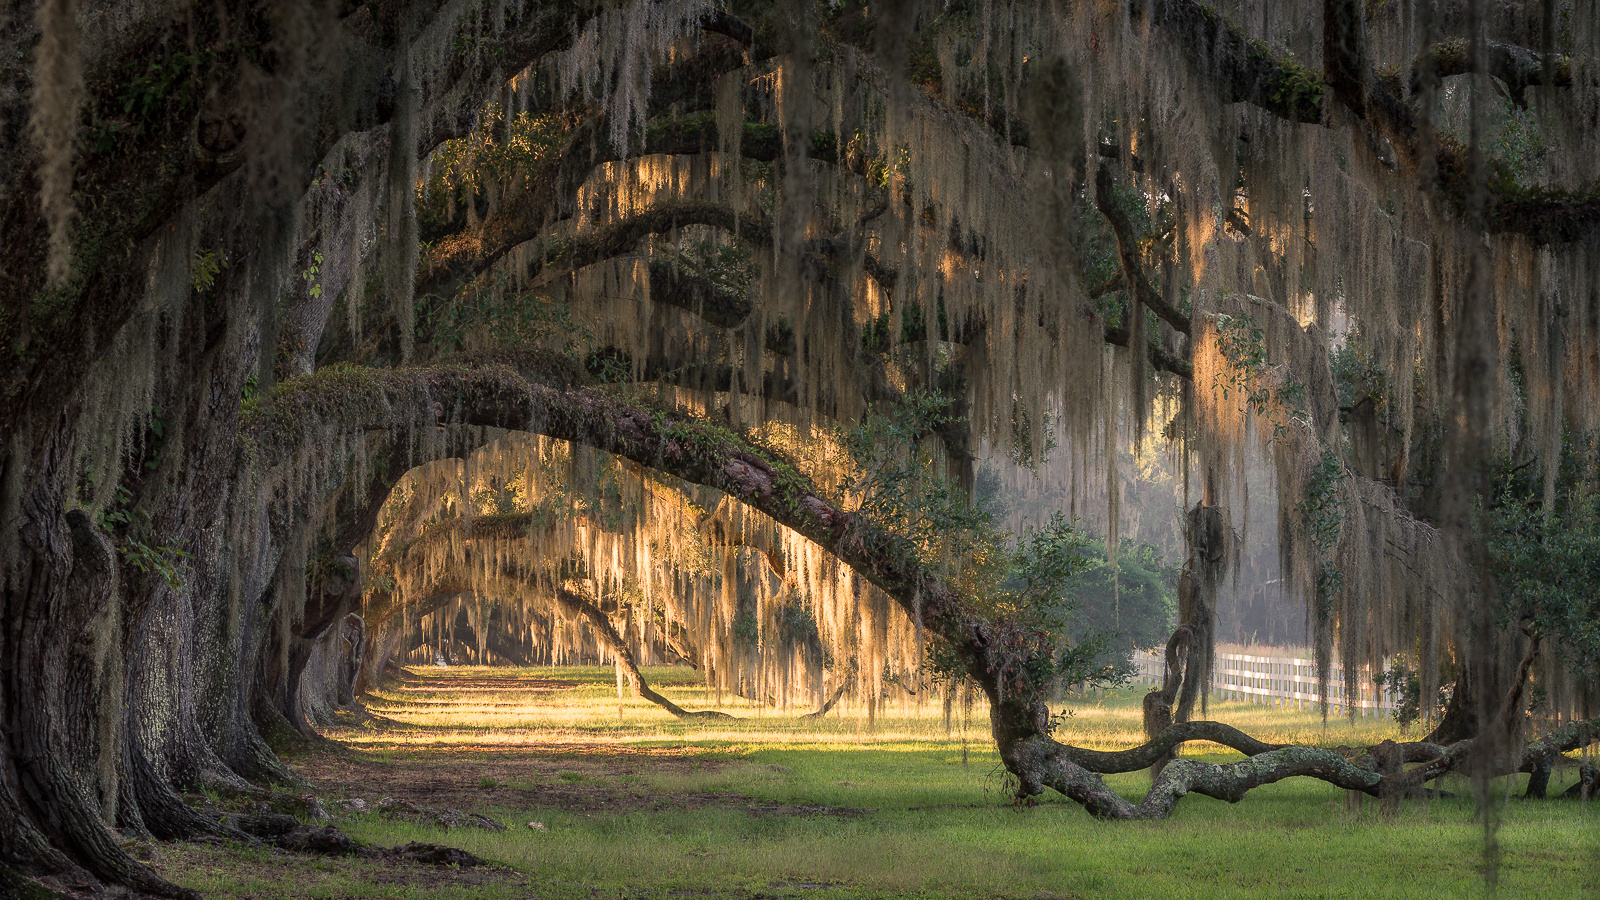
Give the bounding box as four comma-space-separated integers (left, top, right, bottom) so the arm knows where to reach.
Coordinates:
377, 797, 508, 831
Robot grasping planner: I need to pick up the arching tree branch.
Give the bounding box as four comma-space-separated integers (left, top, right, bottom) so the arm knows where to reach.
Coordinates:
553, 587, 734, 720
1411, 39, 1573, 107
250, 361, 1600, 819
1057, 720, 1284, 773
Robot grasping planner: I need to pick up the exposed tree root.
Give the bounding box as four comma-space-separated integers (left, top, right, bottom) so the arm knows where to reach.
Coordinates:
1026, 739, 1383, 819
1064, 720, 1285, 774
249, 363, 1600, 819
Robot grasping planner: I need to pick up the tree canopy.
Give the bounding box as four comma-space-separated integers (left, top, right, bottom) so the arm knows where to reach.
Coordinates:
1, 1, 1598, 896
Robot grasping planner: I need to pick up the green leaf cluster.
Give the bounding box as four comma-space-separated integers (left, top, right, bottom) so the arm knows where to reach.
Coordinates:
1485, 460, 1600, 676
97, 486, 190, 590
190, 248, 227, 294
1372, 660, 1429, 727
840, 391, 988, 568
1056, 539, 1179, 655
843, 397, 1126, 694
423, 272, 592, 357
418, 107, 568, 231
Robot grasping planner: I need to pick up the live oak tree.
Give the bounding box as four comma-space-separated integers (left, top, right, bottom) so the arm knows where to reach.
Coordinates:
2, 1, 1599, 897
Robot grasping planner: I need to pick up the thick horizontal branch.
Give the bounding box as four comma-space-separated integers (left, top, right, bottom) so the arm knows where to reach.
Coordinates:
524, 201, 773, 287
1413, 39, 1573, 106
1519, 717, 1600, 770
1393, 714, 1600, 792
1023, 736, 1382, 819
1058, 720, 1284, 773
1137, 0, 1324, 124
1093, 167, 1192, 336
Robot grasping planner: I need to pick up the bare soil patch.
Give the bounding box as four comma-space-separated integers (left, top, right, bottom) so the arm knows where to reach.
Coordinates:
290, 740, 761, 813
289, 667, 852, 820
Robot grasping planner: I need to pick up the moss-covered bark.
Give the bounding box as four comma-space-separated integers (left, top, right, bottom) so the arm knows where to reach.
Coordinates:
0, 3, 605, 894
4, 2, 1600, 896
247, 360, 1600, 817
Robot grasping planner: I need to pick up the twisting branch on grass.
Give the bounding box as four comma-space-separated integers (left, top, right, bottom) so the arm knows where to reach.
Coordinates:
248, 360, 1600, 820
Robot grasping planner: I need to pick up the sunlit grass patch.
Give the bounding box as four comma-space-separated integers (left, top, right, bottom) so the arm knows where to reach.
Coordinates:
1051, 687, 1407, 753
185, 665, 1599, 900
345, 665, 1412, 757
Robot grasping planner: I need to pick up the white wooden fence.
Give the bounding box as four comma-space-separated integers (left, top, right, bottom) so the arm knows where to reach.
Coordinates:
1131, 648, 1399, 717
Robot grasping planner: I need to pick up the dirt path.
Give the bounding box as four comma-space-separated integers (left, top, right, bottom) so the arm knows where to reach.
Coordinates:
291, 740, 762, 814
292, 668, 763, 815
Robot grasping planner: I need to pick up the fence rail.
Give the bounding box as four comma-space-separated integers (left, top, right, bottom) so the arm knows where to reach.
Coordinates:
1131, 649, 1400, 717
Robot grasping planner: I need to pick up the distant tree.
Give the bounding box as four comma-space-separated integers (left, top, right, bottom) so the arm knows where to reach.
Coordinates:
1486, 445, 1600, 684
1063, 539, 1179, 659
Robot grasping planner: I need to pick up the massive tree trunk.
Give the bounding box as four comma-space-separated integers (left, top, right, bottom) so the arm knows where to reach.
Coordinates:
1, 3, 604, 890
6, 462, 207, 897
4, 1, 1599, 895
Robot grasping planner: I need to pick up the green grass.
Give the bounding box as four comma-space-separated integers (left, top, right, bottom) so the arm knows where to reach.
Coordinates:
159, 666, 1598, 899
335, 788, 1597, 900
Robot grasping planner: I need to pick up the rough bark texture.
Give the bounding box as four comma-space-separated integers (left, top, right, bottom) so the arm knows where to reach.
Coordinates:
0, 4, 602, 892
3, 2, 1598, 895
246, 362, 1600, 814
